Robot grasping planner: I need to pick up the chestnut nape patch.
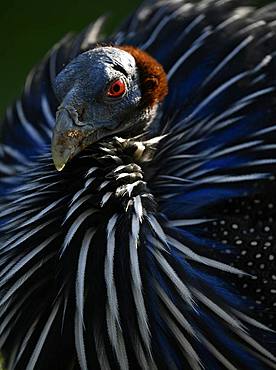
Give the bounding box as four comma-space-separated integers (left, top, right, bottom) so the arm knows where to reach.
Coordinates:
118, 45, 168, 107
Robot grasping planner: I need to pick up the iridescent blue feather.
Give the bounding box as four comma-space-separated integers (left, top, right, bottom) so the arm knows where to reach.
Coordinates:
1, 1, 276, 369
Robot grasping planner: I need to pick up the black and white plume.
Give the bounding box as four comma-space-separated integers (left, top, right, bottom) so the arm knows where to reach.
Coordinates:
1, 1, 276, 369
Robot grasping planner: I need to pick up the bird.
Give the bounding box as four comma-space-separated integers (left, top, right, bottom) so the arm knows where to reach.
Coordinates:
0, 0, 276, 369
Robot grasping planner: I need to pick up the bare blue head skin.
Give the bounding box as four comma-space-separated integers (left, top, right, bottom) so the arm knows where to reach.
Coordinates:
51, 47, 158, 171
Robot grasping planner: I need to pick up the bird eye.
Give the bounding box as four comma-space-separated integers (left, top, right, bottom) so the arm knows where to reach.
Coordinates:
107, 79, 126, 98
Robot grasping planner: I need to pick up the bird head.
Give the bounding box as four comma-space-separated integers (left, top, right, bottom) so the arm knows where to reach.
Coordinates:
51, 46, 168, 171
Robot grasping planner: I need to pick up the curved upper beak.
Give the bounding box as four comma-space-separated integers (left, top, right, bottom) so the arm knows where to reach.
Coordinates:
51, 108, 94, 171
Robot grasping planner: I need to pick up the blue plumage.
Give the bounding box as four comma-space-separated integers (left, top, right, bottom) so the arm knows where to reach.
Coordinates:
1, 1, 276, 369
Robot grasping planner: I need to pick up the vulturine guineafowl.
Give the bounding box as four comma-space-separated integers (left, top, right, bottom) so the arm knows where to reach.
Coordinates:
1, 0, 276, 369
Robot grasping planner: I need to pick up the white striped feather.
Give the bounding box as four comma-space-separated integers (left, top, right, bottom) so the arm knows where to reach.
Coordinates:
17, 196, 67, 229
237, 86, 275, 104
133, 196, 143, 221
167, 218, 214, 227
155, 138, 203, 160
0, 323, 13, 351
156, 284, 196, 338
257, 144, 276, 151
196, 115, 246, 140
12, 316, 42, 369
140, 3, 186, 50
236, 329, 276, 365
194, 290, 276, 366
100, 192, 113, 207
93, 324, 111, 370
216, 12, 248, 33
172, 139, 271, 178
0, 161, 16, 176
250, 124, 276, 138
192, 289, 244, 331
197, 334, 238, 370
174, 14, 206, 46
9, 181, 48, 195
195, 173, 269, 184
0, 253, 55, 308
247, 351, 276, 370
85, 177, 97, 189
35, 179, 63, 192
81, 15, 107, 50
201, 35, 254, 87
0, 225, 25, 248
48, 39, 61, 88
62, 209, 97, 254
0, 255, 22, 281
169, 132, 276, 180
23, 171, 57, 182
64, 195, 92, 223
131, 339, 157, 370
70, 187, 90, 205
251, 73, 266, 85
76, 228, 95, 324
75, 311, 88, 370
98, 180, 110, 191
186, 70, 252, 122
163, 312, 203, 370
238, 20, 266, 35
85, 166, 98, 178
0, 233, 59, 287
6, 343, 19, 370
0, 207, 41, 231
16, 100, 45, 145
0, 305, 23, 343
146, 235, 168, 253
9, 188, 55, 203
232, 310, 275, 333
167, 27, 212, 80
157, 175, 193, 183
183, 103, 248, 139
104, 215, 129, 370
23, 67, 36, 101
167, 236, 246, 275
2, 219, 58, 254
41, 95, 55, 127
152, 249, 194, 306
26, 301, 60, 370
238, 158, 276, 168
104, 214, 120, 340
11, 314, 41, 370
207, 140, 262, 159
129, 214, 152, 362
147, 214, 168, 246
0, 283, 47, 349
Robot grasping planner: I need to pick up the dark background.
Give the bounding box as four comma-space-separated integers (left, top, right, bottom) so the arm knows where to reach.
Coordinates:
0, 0, 140, 116
0, 0, 272, 116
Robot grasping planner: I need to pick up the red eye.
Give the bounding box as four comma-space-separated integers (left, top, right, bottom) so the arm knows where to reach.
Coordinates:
107, 79, 126, 98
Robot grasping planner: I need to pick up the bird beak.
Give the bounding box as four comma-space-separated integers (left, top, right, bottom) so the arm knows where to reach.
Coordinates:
51, 108, 93, 171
